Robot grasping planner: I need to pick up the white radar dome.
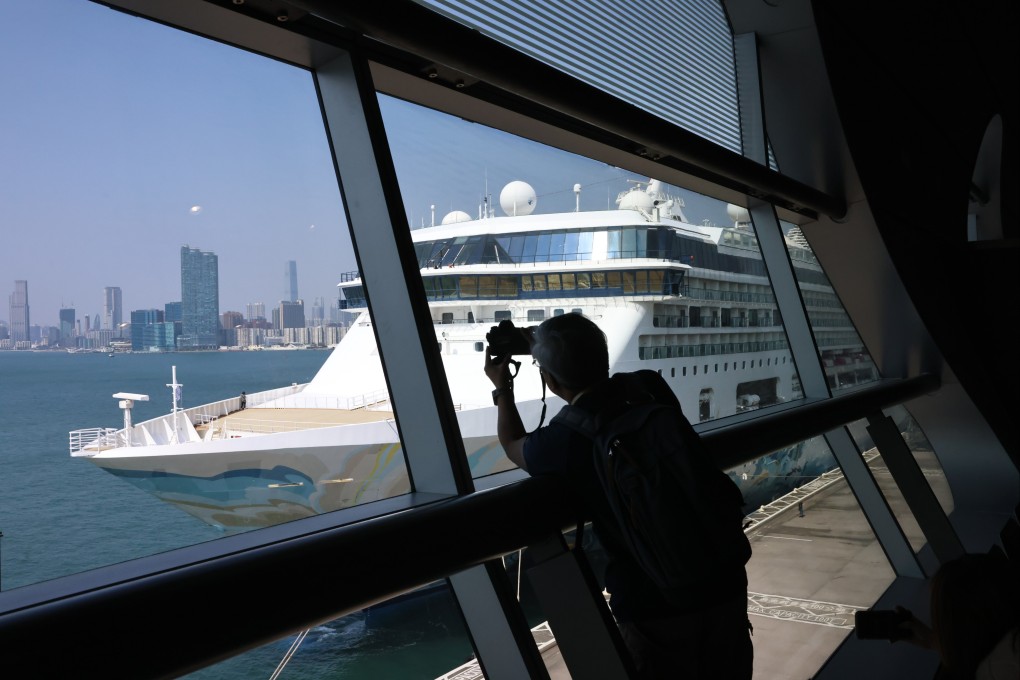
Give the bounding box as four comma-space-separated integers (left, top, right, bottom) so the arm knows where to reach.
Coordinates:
441, 210, 472, 225
500, 181, 537, 216
726, 204, 751, 224
618, 189, 654, 212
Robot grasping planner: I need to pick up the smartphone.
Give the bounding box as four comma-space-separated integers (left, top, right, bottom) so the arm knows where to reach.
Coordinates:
854, 609, 910, 641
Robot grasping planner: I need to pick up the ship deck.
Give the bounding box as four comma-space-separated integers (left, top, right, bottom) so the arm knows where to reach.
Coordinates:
195, 405, 394, 436
437, 449, 948, 680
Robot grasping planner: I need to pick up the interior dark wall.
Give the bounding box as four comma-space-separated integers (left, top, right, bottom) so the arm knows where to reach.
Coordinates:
812, 0, 1019, 465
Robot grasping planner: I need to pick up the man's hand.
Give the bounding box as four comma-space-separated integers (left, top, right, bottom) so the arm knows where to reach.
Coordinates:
484, 346, 513, 388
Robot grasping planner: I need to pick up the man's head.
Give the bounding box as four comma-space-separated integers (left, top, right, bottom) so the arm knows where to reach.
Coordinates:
531, 313, 608, 392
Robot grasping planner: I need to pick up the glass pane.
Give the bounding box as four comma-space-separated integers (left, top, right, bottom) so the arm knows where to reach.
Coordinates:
379, 95, 823, 522
735, 438, 896, 679
779, 220, 881, 393
184, 582, 475, 679
849, 406, 954, 553
3, 2, 415, 590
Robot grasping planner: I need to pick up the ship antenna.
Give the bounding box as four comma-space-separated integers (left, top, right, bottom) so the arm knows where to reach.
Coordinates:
574, 183, 581, 212
166, 365, 183, 443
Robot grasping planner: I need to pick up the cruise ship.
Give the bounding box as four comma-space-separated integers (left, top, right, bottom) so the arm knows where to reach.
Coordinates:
70, 178, 873, 530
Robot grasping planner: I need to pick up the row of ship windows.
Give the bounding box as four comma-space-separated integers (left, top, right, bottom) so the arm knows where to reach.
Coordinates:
341, 269, 688, 307
654, 355, 790, 377
415, 228, 770, 278
637, 340, 790, 360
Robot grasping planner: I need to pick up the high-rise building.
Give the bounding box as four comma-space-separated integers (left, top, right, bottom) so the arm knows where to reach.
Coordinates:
309, 296, 325, 327
246, 302, 265, 322
59, 308, 75, 347
164, 301, 182, 322
103, 287, 123, 333
285, 260, 298, 303
180, 246, 219, 349
130, 308, 172, 351
278, 300, 305, 329
8, 280, 30, 343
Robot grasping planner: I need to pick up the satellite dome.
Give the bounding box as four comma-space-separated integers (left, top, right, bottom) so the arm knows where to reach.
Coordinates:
618, 189, 654, 212
726, 204, 751, 224
499, 181, 537, 216
441, 210, 472, 225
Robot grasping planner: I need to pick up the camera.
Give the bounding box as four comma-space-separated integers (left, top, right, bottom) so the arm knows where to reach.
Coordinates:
854, 609, 911, 641
486, 319, 533, 360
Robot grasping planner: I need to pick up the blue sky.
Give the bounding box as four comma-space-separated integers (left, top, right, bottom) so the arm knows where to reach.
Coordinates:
1, 0, 733, 327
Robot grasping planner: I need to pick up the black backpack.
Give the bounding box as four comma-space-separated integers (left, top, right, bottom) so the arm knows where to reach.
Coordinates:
551, 370, 751, 601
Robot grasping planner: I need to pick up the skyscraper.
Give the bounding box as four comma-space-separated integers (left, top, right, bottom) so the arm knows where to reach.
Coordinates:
8, 280, 30, 343
59, 308, 75, 347
103, 286, 123, 333
285, 260, 298, 303
278, 300, 305, 329
180, 246, 219, 349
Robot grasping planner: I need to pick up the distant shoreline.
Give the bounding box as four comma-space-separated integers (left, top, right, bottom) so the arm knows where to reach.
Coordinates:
0, 346, 333, 354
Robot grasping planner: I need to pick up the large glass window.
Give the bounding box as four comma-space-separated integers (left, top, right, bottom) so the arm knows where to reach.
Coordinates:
1, 2, 412, 592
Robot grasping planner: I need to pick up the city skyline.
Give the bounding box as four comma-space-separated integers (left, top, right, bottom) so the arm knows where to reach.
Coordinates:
2, 256, 332, 331
1, 2, 734, 331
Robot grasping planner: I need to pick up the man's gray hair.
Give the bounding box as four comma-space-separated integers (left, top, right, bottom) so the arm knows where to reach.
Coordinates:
531, 313, 609, 390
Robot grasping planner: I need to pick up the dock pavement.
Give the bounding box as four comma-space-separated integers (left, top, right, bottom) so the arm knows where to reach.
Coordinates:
437, 449, 950, 680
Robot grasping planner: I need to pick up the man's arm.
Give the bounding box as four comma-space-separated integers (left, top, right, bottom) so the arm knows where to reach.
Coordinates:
485, 348, 529, 471
494, 389, 528, 471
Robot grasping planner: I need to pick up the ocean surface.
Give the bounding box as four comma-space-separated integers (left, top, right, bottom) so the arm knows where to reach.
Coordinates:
0, 349, 480, 679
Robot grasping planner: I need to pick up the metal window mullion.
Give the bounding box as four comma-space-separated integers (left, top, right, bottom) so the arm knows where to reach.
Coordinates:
734, 33, 828, 398
735, 33, 922, 578
448, 562, 553, 680
824, 426, 924, 578
314, 51, 471, 496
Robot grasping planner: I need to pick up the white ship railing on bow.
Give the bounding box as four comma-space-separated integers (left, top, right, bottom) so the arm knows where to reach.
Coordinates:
70, 383, 308, 454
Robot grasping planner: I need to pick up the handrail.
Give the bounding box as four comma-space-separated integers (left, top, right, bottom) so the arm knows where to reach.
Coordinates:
0, 374, 939, 678
700, 374, 940, 470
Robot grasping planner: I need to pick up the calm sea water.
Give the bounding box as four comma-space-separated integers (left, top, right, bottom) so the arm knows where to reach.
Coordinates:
0, 349, 477, 679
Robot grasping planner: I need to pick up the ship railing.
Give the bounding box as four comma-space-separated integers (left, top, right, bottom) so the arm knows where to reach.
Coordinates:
73, 383, 310, 450
69, 427, 122, 455
243, 390, 390, 411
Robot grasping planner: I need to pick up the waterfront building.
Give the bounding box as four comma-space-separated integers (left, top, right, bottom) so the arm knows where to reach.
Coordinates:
84, 328, 114, 349
130, 308, 164, 351
179, 246, 219, 349
102, 287, 122, 333
235, 326, 266, 348
0, 321, 7, 340
8, 280, 29, 343
58, 308, 75, 347
282, 326, 308, 345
